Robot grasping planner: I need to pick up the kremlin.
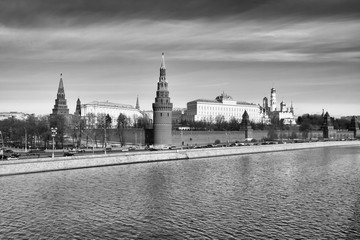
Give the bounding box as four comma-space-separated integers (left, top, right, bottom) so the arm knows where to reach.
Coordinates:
0, 53, 359, 152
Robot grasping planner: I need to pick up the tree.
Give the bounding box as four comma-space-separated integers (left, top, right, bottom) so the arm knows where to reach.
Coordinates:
267, 125, 278, 140
85, 113, 96, 129
135, 115, 149, 128
117, 113, 129, 146
105, 114, 112, 128
215, 115, 226, 131
228, 117, 240, 131
117, 113, 129, 129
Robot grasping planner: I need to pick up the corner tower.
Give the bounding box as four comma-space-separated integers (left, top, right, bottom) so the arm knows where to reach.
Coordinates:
74, 98, 81, 116
152, 53, 173, 147
52, 73, 69, 115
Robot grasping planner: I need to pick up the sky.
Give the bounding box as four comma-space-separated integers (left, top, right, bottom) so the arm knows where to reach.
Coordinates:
0, 0, 359, 118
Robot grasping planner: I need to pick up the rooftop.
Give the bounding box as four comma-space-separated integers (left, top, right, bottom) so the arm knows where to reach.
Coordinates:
83, 101, 135, 109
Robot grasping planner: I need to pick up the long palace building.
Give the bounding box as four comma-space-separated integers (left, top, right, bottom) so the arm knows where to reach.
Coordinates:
81, 101, 142, 128
184, 92, 263, 123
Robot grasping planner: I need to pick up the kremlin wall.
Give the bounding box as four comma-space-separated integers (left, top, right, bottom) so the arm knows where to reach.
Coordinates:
89, 128, 355, 148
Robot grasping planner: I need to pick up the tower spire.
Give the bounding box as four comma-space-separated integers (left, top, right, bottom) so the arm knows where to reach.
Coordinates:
161, 52, 166, 69
159, 52, 166, 82
57, 73, 65, 97
136, 95, 140, 110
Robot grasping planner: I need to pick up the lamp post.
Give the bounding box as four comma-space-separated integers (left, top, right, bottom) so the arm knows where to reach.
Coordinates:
51, 127, 57, 158
104, 125, 107, 155
81, 130, 95, 155
0, 131, 4, 160
24, 128, 27, 152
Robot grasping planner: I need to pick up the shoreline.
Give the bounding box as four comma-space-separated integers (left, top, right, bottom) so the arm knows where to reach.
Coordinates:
1, 141, 359, 177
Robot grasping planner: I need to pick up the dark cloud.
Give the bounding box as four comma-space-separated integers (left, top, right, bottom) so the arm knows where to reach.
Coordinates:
0, 0, 266, 27
260, 0, 360, 20
1, 0, 360, 28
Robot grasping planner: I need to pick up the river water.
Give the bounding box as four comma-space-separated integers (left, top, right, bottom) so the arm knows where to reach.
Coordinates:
1, 145, 360, 239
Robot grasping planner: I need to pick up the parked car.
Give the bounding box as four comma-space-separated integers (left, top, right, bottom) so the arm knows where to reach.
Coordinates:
4, 149, 21, 157
128, 146, 136, 151
64, 151, 76, 156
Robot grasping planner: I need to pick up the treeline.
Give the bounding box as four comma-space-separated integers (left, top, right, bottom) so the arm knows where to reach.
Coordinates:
178, 114, 353, 132
0, 112, 151, 149
177, 115, 291, 131
297, 114, 351, 132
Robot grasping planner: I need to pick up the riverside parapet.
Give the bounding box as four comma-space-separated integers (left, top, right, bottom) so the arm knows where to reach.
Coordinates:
1, 141, 359, 177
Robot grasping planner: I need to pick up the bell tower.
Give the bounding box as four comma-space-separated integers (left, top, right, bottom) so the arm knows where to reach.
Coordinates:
270, 88, 277, 112
152, 53, 173, 147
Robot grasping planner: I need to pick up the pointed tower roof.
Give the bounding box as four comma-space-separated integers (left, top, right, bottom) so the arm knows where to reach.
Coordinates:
57, 73, 65, 95
74, 98, 81, 116
242, 110, 249, 120
135, 95, 140, 110
160, 52, 166, 69
52, 73, 69, 115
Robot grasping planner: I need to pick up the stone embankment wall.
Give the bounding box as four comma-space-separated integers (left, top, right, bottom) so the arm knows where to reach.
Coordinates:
1, 141, 359, 177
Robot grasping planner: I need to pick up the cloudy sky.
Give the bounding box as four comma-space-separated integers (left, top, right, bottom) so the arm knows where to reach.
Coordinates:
1, 0, 359, 117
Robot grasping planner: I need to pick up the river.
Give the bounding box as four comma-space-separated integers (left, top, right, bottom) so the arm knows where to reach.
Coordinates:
1, 145, 360, 239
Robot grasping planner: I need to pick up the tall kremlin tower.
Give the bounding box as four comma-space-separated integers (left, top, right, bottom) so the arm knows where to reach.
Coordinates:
51, 73, 69, 116
152, 53, 173, 147
270, 87, 277, 112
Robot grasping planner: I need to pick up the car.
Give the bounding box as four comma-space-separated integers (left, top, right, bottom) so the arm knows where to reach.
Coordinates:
104, 147, 112, 152
7, 157, 19, 160
128, 146, 136, 151
64, 151, 75, 156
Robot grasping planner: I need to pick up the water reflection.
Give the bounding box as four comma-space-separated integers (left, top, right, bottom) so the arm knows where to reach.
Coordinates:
1, 146, 360, 239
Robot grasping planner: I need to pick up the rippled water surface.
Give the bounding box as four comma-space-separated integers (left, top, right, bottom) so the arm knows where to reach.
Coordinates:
1, 146, 360, 239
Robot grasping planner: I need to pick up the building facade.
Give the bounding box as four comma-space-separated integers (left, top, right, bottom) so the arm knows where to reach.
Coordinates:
51, 73, 70, 116
152, 53, 173, 147
260, 88, 296, 125
0, 112, 28, 121
184, 92, 262, 123
81, 101, 143, 128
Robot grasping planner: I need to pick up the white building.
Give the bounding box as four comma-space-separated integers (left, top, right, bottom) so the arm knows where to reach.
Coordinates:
184, 93, 262, 123
260, 88, 296, 125
0, 112, 28, 121
81, 101, 143, 128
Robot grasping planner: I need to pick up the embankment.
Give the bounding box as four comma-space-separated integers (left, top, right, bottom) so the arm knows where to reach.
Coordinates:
1, 141, 359, 177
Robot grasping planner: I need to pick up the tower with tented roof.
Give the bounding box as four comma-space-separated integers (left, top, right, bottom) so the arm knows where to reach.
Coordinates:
152, 53, 173, 147
51, 73, 70, 116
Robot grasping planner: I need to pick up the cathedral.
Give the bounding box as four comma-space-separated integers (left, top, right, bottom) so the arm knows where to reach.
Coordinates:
260, 88, 296, 125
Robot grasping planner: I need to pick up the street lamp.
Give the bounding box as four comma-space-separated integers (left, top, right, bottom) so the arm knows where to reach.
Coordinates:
81, 130, 95, 155
24, 128, 27, 152
51, 127, 57, 158
0, 131, 4, 161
